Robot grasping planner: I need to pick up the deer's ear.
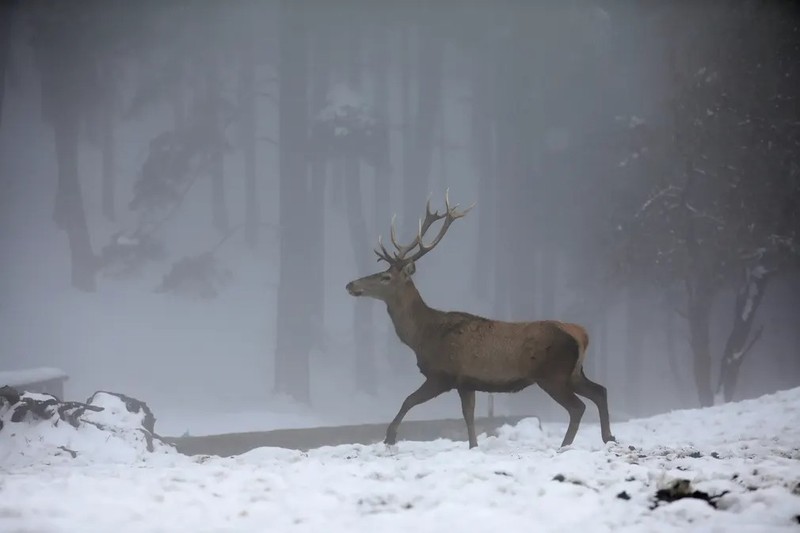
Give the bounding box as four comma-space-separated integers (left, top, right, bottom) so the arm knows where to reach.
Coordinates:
402, 261, 416, 277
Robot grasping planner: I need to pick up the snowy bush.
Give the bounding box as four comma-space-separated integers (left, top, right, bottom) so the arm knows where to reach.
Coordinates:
0, 387, 175, 467
154, 251, 233, 299
129, 131, 193, 215
99, 231, 166, 279
310, 83, 387, 165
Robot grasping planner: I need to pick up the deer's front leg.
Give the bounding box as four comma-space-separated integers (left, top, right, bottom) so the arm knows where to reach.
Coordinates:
458, 388, 478, 448
385, 378, 448, 445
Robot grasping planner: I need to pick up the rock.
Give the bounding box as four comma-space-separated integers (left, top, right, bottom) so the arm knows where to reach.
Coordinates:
651, 479, 729, 510
0, 385, 21, 405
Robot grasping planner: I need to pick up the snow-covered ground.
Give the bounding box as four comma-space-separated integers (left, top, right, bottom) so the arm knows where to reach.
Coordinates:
1, 386, 799, 532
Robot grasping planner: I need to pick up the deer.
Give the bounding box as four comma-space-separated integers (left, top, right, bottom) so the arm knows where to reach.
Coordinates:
345, 191, 615, 449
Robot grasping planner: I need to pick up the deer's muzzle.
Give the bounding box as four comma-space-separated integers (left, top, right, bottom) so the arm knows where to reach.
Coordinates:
346, 281, 363, 296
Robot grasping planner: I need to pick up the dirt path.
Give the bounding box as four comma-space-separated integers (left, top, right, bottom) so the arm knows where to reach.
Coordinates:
164, 416, 531, 457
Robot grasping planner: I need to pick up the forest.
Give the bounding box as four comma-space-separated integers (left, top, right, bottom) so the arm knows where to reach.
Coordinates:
0, 0, 798, 426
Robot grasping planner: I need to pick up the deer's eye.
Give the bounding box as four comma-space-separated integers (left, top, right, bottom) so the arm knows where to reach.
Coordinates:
380, 273, 392, 283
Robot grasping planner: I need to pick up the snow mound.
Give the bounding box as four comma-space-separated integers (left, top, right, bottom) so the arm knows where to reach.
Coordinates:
616, 386, 800, 455
0, 388, 177, 468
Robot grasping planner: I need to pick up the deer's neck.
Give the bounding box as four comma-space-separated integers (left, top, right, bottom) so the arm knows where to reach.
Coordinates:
385, 282, 435, 352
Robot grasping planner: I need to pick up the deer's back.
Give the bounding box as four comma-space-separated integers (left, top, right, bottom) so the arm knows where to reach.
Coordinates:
417, 313, 581, 391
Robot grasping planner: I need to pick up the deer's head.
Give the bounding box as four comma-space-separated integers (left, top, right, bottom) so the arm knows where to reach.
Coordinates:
346, 190, 474, 303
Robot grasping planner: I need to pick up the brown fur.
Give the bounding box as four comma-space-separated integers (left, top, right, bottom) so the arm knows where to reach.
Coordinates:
347, 266, 615, 449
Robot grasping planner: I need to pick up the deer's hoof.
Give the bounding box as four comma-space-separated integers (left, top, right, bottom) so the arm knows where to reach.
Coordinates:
384, 443, 399, 454
603, 434, 617, 444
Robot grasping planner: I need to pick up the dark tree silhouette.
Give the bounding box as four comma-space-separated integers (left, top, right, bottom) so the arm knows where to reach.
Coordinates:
275, 0, 312, 403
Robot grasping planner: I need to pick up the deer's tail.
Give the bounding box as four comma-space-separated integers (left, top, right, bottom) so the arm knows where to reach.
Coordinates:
555, 322, 589, 379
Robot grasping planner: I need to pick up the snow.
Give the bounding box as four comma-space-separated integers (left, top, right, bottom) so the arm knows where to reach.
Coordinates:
629, 115, 645, 128
0, 367, 67, 387
317, 83, 372, 124
713, 391, 726, 406
752, 265, 768, 278
2, 388, 799, 532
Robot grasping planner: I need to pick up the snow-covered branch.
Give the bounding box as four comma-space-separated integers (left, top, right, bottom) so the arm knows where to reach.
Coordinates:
684, 202, 724, 227
635, 185, 681, 219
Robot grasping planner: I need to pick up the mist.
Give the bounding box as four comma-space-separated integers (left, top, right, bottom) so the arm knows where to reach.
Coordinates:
0, 0, 798, 438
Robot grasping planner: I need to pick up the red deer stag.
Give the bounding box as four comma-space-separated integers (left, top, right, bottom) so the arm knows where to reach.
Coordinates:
346, 192, 615, 449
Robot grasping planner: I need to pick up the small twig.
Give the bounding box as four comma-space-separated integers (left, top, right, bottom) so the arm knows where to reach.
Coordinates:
257, 136, 278, 146
57, 446, 77, 458
636, 185, 680, 218
684, 202, 725, 226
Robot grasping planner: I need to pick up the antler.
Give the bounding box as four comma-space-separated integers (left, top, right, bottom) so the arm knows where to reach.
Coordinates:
373, 189, 475, 265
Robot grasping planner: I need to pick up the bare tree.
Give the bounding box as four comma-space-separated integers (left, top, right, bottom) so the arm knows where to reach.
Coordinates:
614, 2, 800, 405
30, 4, 99, 291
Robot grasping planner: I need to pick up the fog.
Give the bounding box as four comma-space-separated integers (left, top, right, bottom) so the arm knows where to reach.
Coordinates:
0, 1, 798, 437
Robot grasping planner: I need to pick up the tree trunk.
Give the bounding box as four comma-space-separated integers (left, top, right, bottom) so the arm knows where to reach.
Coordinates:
345, 158, 377, 396
686, 280, 715, 407
308, 24, 331, 354
372, 26, 391, 243
400, 25, 415, 230
664, 307, 684, 391
470, 48, 495, 300
715, 264, 771, 403
403, 20, 443, 234
343, 17, 376, 395
171, 65, 186, 132
625, 289, 646, 415
537, 155, 557, 316
491, 59, 514, 322
100, 64, 116, 222
372, 25, 394, 370
385, 25, 417, 371
596, 311, 609, 386
436, 110, 447, 192
275, 0, 311, 403
539, 252, 557, 316
239, 37, 258, 248
52, 103, 96, 292
34, 10, 95, 292
491, 121, 512, 321
0, 1, 16, 130
494, 20, 533, 322
207, 57, 229, 233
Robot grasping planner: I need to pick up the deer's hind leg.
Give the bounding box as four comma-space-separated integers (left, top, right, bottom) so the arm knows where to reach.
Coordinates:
538, 379, 586, 448
572, 369, 615, 443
